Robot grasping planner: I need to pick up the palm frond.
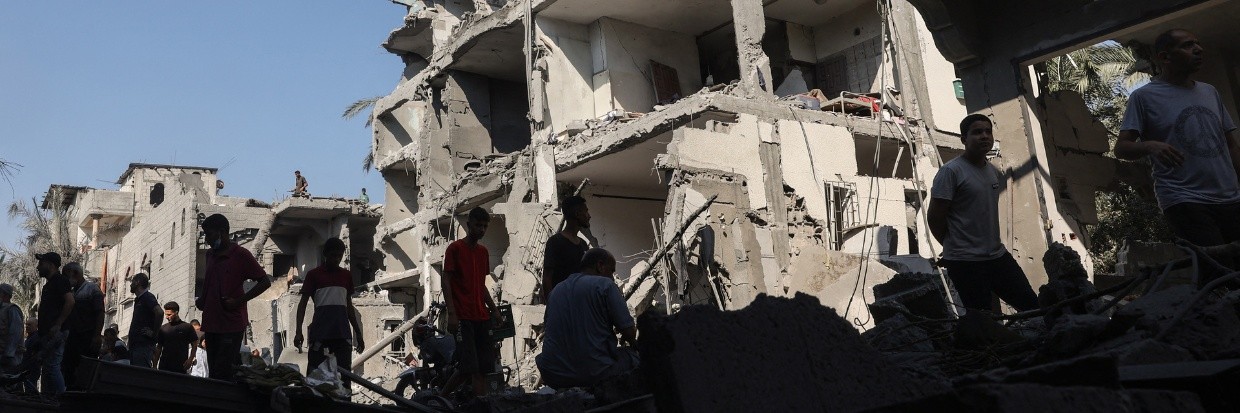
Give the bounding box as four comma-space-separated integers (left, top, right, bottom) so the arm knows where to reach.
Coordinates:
343, 96, 383, 128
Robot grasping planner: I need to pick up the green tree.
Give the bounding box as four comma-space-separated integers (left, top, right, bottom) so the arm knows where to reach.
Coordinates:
1040, 43, 1170, 273
0, 196, 88, 312
343, 96, 383, 172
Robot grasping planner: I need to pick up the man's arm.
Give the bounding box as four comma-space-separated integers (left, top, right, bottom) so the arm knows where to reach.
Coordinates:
153, 344, 163, 369
618, 326, 637, 347
347, 297, 365, 352
52, 292, 75, 334
927, 198, 951, 245
441, 270, 457, 329
1115, 130, 1184, 166
293, 293, 310, 350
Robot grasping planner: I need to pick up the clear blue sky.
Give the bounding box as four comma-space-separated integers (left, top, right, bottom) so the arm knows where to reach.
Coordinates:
0, 1, 404, 246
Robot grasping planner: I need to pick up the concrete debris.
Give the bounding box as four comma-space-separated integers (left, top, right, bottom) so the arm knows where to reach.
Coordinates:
867, 383, 1205, 413
637, 294, 949, 413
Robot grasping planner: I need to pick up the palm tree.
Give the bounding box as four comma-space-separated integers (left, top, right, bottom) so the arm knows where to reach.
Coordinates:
0, 197, 88, 312
343, 96, 383, 172
1041, 42, 1150, 135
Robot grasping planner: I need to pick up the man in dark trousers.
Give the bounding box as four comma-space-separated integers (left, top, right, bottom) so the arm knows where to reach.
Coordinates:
1116, 29, 1240, 256
127, 273, 162, 368
441, 207, 500, 397
154, 302, 197, 374
928, 115, 1039, 313
537, 248, 638, 388
542, 195, 590, 304
196, 214, 271, 381
35, 252, 73, 395
62, 262, 103, 389
293, 238, 365, 387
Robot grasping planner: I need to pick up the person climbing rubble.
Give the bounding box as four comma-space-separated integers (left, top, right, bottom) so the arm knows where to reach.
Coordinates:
440, 207, 500, 397
542, 195, 590, 304
536, 248, 639, 389
928, 114, 1039, 313
1115, 29, 1240, 260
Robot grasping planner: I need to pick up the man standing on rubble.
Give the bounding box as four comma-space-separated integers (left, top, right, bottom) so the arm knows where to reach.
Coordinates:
537, 248, 638, 388
197, 214, 272, 381
542, 195, 591, 304
928, 115, 1039, 312
154, 302, 197, 374
293, 170, 309, 198
440, 207, 500, 397
1115, 29, 1240, 253
62, 262, 103, 389
35, 252, 74, 395
293, 237, 365, 388
127, 273, 162, 368
0, 284, 23, 373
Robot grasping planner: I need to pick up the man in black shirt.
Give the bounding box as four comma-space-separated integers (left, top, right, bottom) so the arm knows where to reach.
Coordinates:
35, 252, 74, 395
127, 273, 161, 368
542, 196, 591, 304
62, 262, 103, 390
154, 302, 197, 374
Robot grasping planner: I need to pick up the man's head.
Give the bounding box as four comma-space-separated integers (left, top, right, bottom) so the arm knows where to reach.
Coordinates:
361, 188, 367, 194
201, 214, 230, 251
578, 248, 616, 278
105, 324, 118, 338
295, 170, 301, 176
1153, 29, 1204, 75
465, 207, 490, 242
323, 237, 346, 268
959, 114, 995, 158
35, 252, 61, 277
25, 318, 37, 336
0, 283, 13, 303
64, 262, 84, 285
561, 196, 590, 229
130, 273, 150, 294
190, 319, 201, 332
164, 301, 180, 322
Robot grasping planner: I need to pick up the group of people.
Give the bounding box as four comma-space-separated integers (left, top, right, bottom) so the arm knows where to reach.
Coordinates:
930, 28, 1237, 313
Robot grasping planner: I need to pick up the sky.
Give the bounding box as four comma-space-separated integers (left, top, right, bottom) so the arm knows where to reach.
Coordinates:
0, 1, 405, 247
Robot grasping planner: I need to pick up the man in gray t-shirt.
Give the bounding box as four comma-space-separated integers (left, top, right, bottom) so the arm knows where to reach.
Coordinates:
536, 248, 638, 388
1116, 29, 1240, 250
928, 114, 1038, 312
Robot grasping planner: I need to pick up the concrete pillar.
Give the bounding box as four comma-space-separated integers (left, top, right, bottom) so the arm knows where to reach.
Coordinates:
729, 0, 775, 100
90, 216, 100, 250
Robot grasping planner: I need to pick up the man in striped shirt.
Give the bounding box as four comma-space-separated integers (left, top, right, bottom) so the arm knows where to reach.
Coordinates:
294, 238, 364, 386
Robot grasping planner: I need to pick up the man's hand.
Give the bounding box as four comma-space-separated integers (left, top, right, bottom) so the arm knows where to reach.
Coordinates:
354, 337, 365, 353
223, 297, 243, 310
1145, 141, 1185, 167
293, 331, 304, 351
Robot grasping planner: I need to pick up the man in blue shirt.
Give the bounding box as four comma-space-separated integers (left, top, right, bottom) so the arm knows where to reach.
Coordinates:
536, 248, 638, 388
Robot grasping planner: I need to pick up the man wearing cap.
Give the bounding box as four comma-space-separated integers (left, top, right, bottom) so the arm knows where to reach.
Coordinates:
35, 252, 74, 395
0, 283, 24, 372
196, 214, 271, 381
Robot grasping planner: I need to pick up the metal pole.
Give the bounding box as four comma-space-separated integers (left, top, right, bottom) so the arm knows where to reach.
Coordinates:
350, 308, 429, 370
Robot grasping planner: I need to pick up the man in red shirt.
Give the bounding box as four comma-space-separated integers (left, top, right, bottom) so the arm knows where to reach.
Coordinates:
293, 237, 364, 388
441, 207, 499, 396
195, 214, 271, 381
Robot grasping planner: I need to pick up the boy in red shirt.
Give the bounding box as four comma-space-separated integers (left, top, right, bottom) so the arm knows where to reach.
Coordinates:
441, 207, 499, 396
294, 238, 365, 387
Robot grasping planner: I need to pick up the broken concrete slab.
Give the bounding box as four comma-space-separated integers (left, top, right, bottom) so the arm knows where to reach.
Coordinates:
637, 293, 948, 413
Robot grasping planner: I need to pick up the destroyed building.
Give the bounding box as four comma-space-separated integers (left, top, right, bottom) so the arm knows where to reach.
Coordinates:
361, 0, 1032, 386
41, 163, 404, 379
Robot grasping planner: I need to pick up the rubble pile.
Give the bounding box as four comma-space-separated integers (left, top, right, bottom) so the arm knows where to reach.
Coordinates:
861, 241, 1240, 412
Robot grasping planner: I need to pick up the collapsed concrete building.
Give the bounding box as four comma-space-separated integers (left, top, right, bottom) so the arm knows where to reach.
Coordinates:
363, 0, 1013, 385
41, 163, 404, 379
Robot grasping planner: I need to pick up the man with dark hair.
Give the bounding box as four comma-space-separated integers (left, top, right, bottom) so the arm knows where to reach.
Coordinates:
293, 171, 309, 198
542, 196, 591, 304
196, 213, 272, 381
154, 302, 197, 374
294, 237, 365, 388
34, 252, 73, 395
61, 262, 103, 389
0, 283, 23, 373
127, 273, 161, 368
1116, 29, 1240, 254
928, 115, 1039, 312
537, 248, 638, 388
441, 207, 499, 396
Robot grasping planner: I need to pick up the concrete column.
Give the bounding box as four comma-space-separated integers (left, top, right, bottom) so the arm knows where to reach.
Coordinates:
729, 0, 774, 100
91, 216, 100, 250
